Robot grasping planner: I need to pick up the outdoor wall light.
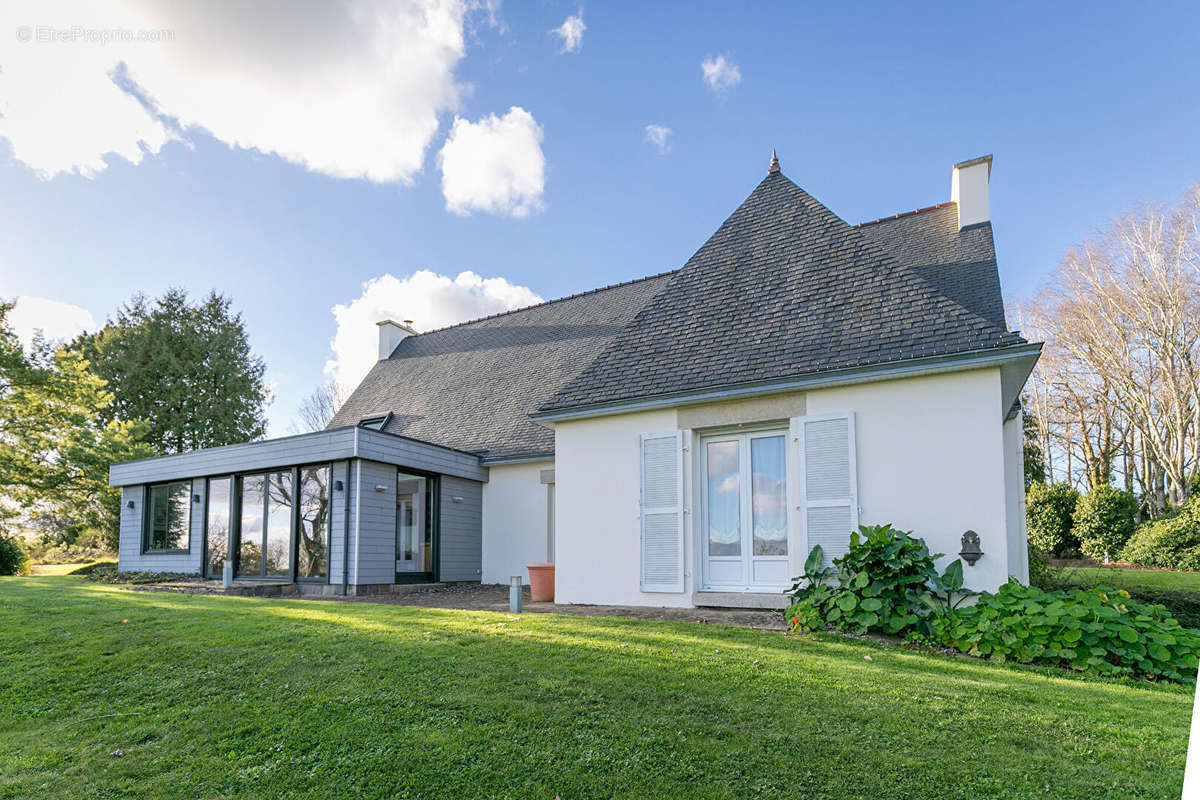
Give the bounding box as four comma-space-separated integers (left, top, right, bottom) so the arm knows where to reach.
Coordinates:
452, 496, 464, 503
126, 500, 135, 509
193, 494, 201, 504
374, 484, 387, 493
334, 480, 344, 492
959, 530, 983, 566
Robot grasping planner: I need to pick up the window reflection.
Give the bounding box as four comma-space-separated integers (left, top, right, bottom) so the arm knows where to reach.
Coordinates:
297, 466, 329, 579
206, 478, 231, 576
751, 436, 787, 556
265, 471, 292, 577
237, 474, 265, 577
706, 440, 741, 556
146, 481, 191, 552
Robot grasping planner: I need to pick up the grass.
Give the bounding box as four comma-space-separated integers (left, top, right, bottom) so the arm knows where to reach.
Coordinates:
0, 578, 1193, 799
29, 559, 115, 577
1059, 565, 1200, 592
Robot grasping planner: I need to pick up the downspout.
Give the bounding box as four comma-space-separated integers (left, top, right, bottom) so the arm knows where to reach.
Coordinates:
342, 429, 356, 596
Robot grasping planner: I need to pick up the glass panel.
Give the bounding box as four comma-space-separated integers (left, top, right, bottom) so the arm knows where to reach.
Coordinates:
396, 473, 426, 574
422, 481, 433, 573
206, 478, 231, 576
751, 436, 788, 556
706, 440, 741, 556
166, 483, 191, 550
237, 475, 265, 577
147, 482, 190, 551
297, 466, 329, 580
148, 484, 169, 550
265, 471, 293, 577
397, 497, 414, 561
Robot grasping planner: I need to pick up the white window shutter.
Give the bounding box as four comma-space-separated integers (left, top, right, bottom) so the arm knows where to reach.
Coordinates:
793, 413, 858, 569
640, 431, 684, 592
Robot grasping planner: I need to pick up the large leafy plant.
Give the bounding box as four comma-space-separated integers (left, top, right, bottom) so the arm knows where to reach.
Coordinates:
828, 524, 942, 634
786, 545, 836, 632
932, 581, 1200, 683
786, 524, 965, 636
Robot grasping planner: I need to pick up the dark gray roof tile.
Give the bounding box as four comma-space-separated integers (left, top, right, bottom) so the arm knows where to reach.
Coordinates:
334, 169, 1021, 458
329, 272, 675, 460
538, 172, 1022, 412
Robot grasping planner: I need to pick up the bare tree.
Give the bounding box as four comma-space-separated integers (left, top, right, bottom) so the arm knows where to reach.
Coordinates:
289, 380, 347, 434
1026, 186, 1200, 511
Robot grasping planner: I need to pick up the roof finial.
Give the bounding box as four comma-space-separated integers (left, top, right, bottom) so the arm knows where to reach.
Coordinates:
768, 149, 780, 175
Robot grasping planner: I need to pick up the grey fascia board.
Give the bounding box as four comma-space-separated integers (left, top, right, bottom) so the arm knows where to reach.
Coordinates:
531, 343, 1044, 423
110, 425, 486, 487
478, 452, 555, 466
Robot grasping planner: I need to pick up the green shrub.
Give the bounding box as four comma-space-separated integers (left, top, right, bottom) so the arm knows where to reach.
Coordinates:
1121, 497, 1200, 570
0, 536, 31, 576
932, 581, 1200, 683
81, 567, 202, 585
1026, 543, 1061, 589
1026, 482, 1080, 556
1074, 486, 1138, 562
786, 524, 958, 636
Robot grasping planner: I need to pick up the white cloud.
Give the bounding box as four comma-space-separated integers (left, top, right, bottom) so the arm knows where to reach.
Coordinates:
701, 53, 741, 94
325, 270, 542, 391
550, 10, 585, 54
644, 124, 672, 155
438, 106, 546, 217
0, 0, 481, 182
8, 296, 96, 349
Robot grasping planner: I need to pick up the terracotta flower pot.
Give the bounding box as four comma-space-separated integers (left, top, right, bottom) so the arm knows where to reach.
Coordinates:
526, 563, 555, 602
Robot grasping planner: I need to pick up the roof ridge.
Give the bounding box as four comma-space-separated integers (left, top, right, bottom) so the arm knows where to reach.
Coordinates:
854, 201, 955, 228
400, 269, 680, 341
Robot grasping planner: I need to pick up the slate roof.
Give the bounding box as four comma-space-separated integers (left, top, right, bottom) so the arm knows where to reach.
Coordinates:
328, 272, 675, 460
539, 172, 1023, 413
333, 167, 1022, 459
857, 202, 1007, 329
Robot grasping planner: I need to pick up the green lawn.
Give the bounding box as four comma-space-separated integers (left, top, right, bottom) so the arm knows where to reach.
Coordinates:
1060, 565, 1200, 592
0, 578, 1193, 799
29, 559, 115, 577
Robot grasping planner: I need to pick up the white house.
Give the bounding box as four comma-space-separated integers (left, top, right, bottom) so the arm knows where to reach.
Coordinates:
109, 153, 1039, 609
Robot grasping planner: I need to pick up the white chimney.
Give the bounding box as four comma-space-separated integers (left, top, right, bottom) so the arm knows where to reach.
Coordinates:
950, 154, 992, 230
377, 319, 416, 360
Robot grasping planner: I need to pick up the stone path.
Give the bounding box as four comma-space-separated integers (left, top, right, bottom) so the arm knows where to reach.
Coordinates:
341, 583, 789, 631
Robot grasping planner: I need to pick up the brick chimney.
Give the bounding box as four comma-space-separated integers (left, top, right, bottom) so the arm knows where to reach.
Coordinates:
377, 319, 416, 360
951, 154, 992, 230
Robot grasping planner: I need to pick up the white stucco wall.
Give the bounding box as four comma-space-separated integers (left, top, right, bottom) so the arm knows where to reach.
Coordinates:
1002, 410, 1029, 584
551, 366, 1017, 607
805, 367, 1012, 592
553, 408, 695, 607
481, 460, 553, 585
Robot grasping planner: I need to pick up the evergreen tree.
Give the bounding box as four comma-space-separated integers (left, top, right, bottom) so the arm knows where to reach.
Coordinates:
73, 289, 269, 454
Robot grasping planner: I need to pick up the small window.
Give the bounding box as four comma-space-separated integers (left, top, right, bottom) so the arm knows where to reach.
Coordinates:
145, 481, 192, 552
358, 413, 392, 431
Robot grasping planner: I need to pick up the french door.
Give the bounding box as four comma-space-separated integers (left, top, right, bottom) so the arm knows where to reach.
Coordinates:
700, 430, 790, 591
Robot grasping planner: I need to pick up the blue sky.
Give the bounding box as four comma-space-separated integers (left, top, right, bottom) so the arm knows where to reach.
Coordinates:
3, 2, 1199, 435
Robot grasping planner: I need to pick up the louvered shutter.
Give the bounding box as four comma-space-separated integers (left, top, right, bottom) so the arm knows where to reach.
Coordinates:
792, 413, 858, 569
640, 431, 684, 592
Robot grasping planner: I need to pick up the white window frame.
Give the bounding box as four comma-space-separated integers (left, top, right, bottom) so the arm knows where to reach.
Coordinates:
697, 426, 791, 592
